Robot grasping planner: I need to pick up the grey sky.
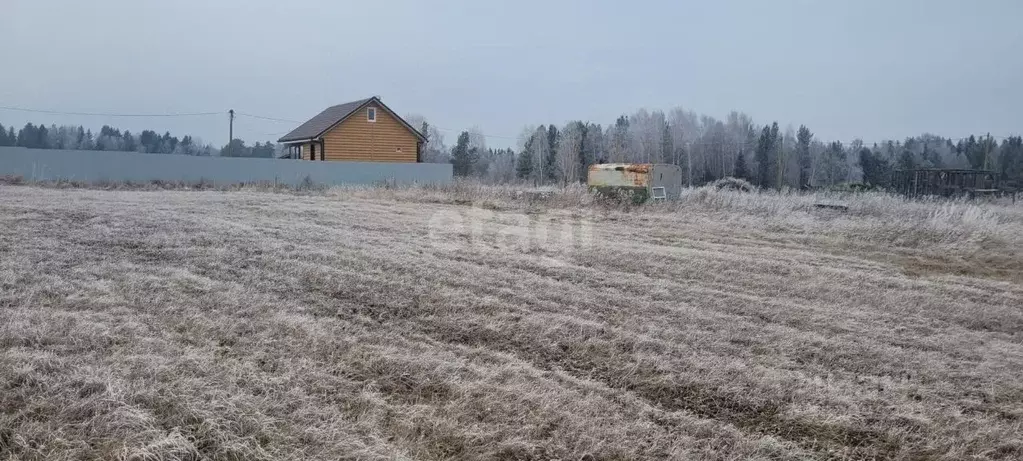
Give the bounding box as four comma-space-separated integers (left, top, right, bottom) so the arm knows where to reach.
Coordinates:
2, 0, 1021, 148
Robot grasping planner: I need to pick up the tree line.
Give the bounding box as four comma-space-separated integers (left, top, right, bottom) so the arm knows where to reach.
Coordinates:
410, 109, 1023, 189
5, 114, 1021, 190
0, 121, 282, 158
0, 122, 217, 156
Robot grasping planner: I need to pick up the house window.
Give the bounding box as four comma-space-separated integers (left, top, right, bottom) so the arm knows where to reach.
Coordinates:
367, 107, 376, 122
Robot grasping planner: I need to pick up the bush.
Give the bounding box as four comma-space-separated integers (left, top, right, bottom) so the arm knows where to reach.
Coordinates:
829, 182, 878, 193
710, 177, 755, 192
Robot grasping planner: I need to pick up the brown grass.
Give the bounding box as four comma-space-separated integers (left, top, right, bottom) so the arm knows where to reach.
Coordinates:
1, 183, 1022, 460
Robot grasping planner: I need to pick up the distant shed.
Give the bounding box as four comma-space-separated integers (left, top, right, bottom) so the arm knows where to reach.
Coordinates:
587, 163, 682, 202
892, 169, 1000, 198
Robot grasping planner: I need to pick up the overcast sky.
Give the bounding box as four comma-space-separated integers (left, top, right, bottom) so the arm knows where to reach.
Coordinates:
2, 0, 1021, 148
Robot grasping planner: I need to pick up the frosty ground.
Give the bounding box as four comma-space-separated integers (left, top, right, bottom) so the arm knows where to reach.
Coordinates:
1, 183, 1021, 460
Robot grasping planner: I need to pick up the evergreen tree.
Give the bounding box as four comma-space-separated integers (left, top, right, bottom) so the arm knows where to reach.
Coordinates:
998, 136, 1023, 181
796, 125, 813, 188
139, 130, 159, 153
898, 141, 917, 170
49, 125, 62, 149
7, 127, 15, 146
921, 141, 933, 167
248, 142, 276, 158
419, 121, 429, 161
733, 150, 749, 180
611, 115, 630, 162
578, 123, 589, 180
123, 131, 138, 152
979, 134, 998, 170
859, 147, 890, 187
754, 122, 779, 188
754, 125, 770, 186
450, 131, 474, 176
159, 132, 177, 154
545, 124, 559, 180
516, 137, 534, 179
660, 120, 673, 164
82, 129, 95, 150
897, 150, 916, 171
0, 123, 7, 146
179, 136, 194, 156
36, 124, 49, 149
470, 146, 488, 177
17, 123, 38, 148
221, 139, 248, 157
584, 123, 603, 165
956, 135, 991, 169
823, 141, 848, 185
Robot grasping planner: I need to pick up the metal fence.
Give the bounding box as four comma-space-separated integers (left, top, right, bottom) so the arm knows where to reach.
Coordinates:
0, 147, 452, 186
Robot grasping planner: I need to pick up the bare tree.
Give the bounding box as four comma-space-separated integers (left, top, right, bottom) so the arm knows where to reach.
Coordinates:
780, 125, 797, 188
556, 122, 584, 183
725, 112, 754, 179
524, 126, 550, 185
404, 114, 426, 133
668, 108, 697, 184
467, 126, 487, 153
584, 123, 605, 164
624, 109, 667, 164
403, 114, 449, 163
606, 116, 631, 163
464, 126, 489, 176
809, 139, 825, 187
487, 149, 516, 183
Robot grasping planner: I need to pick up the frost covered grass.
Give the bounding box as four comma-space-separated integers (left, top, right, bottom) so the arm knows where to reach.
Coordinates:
1, 183, 1021, 460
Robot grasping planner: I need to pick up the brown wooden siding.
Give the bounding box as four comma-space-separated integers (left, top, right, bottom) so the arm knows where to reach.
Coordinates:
300, 142, 316, 161
321, 103, 418, 162
299, 142, 325, 161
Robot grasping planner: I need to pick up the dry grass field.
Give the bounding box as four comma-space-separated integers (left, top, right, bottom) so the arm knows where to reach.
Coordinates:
1, 182, 1022, 460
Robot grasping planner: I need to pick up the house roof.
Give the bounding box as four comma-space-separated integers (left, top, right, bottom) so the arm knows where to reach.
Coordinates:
277, 96, 427, 143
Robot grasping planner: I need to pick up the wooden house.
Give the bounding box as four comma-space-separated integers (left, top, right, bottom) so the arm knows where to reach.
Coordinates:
278, 96, 426, 162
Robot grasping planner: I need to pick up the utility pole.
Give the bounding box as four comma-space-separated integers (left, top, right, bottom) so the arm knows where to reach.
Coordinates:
228, 109, 235, 157
985, 132, 992, 171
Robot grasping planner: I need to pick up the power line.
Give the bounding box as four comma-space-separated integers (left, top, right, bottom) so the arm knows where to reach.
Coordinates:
0, 105, 221, 118
232, 126, 291, 138
3, 104, 1015, 147
431, 125, 518, 140
235, 112, 301, 123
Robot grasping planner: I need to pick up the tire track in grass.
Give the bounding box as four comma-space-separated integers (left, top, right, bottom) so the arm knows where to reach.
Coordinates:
413, 316, 927, 461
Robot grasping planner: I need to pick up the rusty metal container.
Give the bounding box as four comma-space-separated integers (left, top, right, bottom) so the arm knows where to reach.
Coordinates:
587, 163, 682, 202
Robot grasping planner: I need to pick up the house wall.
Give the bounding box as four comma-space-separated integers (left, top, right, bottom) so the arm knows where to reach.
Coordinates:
321, 103, 419, 162
300, 142, 318, 161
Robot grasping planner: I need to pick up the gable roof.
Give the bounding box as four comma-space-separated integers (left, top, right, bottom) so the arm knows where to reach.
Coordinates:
277, 96, 426, 143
